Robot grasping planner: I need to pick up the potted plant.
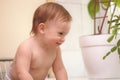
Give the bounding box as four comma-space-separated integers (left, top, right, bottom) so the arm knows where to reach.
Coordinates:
79, 0, 120, 79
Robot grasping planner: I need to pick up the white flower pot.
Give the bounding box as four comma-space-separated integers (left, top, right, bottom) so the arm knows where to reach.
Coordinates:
79, 34, 120, 79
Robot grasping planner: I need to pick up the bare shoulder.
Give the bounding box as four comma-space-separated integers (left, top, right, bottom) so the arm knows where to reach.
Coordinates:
12, 37, 34, 73
16, 37, 33, 56
19, 38, 32, 48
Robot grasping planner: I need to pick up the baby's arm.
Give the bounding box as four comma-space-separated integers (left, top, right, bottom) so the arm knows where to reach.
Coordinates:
52, 47, 68, 80
15, 43, 33, 80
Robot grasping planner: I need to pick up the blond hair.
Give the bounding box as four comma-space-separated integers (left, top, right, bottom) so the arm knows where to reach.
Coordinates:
30, 2, 72, 35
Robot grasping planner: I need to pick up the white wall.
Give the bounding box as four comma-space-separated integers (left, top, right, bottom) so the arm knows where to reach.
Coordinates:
0, 0, 46, 58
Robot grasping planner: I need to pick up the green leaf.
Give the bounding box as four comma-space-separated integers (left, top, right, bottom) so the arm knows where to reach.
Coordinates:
107, 35, 114, 42
103, 46, 117, 60
88, 0, 100, 19
112, 28, 118, 34
102, 0, 109, 7
117, 47, 120, 59
116, 23, 120, 26
118, 47, 120, 55
103, 51, 111, 60
114, 0, 120, 7
117, 39, 120, 46
111, 46, 117, 52
110, 26, 118, 29
108, 19, 119, 24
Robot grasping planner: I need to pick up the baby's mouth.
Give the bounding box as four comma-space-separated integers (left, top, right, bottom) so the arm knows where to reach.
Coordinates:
56, 42, 62, 46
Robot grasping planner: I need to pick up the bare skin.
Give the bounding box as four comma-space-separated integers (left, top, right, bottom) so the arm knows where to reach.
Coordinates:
9, 37, 66, 80
8, 19, 70, 80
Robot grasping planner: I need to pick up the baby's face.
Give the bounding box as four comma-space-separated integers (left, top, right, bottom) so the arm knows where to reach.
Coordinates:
44, 19, 71, 48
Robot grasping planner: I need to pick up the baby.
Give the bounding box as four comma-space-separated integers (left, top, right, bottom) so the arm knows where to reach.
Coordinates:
4, 2, 72, 80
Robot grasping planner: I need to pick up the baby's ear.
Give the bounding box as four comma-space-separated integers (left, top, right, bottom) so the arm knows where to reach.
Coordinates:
38, 23, 46, 34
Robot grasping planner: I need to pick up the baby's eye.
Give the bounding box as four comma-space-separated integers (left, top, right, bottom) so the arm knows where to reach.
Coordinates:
58, 32, 63, 35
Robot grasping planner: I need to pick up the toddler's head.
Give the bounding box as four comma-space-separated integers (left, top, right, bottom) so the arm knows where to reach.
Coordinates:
31, 2, 72, 35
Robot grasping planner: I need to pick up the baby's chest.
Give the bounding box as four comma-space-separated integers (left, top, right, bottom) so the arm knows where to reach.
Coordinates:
31, 52, 56, 69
